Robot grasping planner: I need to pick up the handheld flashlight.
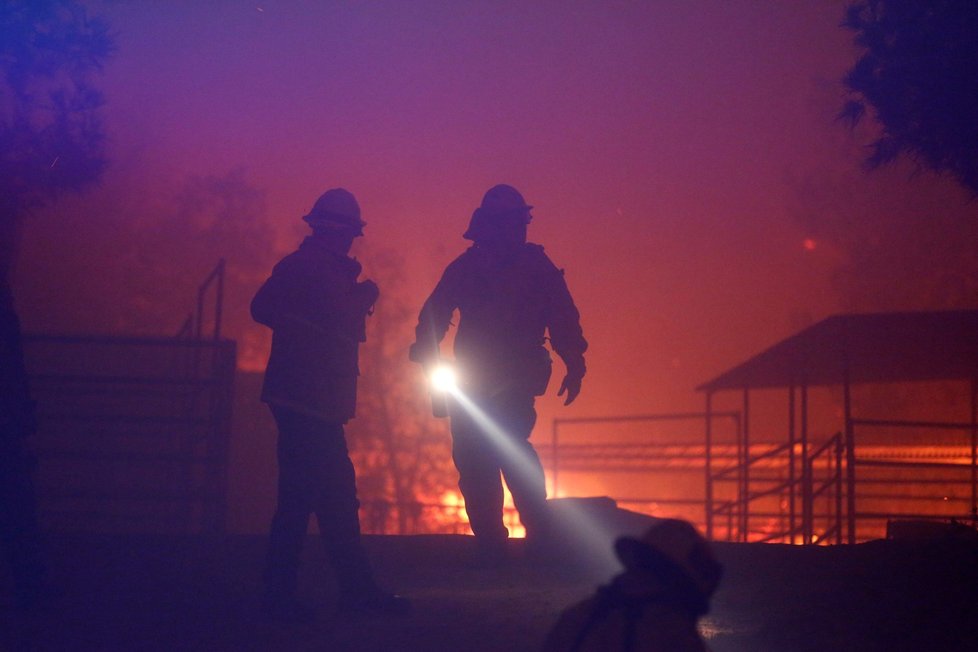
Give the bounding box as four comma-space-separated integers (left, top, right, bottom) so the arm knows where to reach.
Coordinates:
430, 363, 458, 392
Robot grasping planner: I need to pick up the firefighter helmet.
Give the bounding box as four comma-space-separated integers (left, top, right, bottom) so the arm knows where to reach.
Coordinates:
302, 188, 366, 236
463, 184, 532, 241
614, 519, 723, 606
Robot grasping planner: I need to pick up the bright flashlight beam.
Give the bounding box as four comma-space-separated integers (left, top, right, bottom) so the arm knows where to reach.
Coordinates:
447, 385, 623, 574
449, 390, 541, 476
430, 364, 458, 392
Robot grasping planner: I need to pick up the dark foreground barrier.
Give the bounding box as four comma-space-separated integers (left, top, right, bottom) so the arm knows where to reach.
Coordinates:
2, 503, 976, 651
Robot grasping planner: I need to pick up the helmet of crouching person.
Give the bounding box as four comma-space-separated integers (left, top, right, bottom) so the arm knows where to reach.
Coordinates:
614, 518, 723, 615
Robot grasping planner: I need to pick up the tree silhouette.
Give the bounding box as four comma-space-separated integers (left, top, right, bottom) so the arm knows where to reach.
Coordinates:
12, 165, 278, 358
115, 168, 278, 364
0, 0, 113, 277
840, 0, 978, 196
349, 247, 458, 534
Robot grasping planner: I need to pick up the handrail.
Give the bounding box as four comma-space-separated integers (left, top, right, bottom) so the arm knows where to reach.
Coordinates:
747, 441, 792, 464
195, 258, 226, 341
804, 432, 844, 544
550, 411, 740, 498
850, 417, 975, 431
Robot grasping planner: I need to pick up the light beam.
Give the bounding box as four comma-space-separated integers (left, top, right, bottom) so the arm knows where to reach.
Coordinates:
443, 380, 624, 574
430, 363, 458, 393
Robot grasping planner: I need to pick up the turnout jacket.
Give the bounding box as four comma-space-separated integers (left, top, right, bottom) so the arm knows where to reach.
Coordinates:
251, 235, 376, 422
410, 242, 587, 396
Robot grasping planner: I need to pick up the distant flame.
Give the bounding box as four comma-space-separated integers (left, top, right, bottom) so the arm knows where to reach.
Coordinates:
424, 488, 527, 538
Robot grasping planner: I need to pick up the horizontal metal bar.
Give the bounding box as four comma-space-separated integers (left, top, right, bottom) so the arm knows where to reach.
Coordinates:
548, 452, 717, 461
854, 511, 975, 521
554, 464, 706, 473
855, 493, 970, 503
24, 333, 235, 350
545, 444, 724, 454
718, 473, 794, 483
613, 498, 708, 506
40, 489, 216, 501
554, 411, 739, 426
852, 476, 975, 485
37, 451, 220, 464
851, 418, 976, 431
38, 414, 212, 428
32, 374, 223, 387
38, 413, 212, 426
855, 459, 975, 470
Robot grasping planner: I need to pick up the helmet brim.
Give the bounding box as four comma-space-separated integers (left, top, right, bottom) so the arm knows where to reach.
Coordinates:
303, 213, 367, 236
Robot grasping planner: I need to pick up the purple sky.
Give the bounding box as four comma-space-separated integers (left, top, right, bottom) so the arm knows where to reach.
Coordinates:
15, 0, 977, 425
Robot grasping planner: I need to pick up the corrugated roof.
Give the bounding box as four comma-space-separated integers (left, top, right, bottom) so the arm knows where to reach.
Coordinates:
697, 310, 978, 392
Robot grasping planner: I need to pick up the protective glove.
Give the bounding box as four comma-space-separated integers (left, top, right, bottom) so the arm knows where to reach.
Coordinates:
354, 279, 379, 313
408, 341, 439, 369
557, 374, 582, 406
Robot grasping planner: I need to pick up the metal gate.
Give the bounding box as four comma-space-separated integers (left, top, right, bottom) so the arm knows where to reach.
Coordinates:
23, 334, 235, 534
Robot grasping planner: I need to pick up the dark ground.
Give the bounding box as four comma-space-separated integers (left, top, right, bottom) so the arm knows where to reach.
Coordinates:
2, 522, 977, 651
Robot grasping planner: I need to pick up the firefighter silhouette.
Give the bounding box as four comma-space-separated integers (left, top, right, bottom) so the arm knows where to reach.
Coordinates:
252, 188, 409, 621
410, 184, 587, 561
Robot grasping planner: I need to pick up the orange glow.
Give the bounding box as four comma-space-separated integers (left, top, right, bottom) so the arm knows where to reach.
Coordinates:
503, 488, 526, 539
422, 488, 527, 538
435, 490, 470, 534
12, 1, 978, 550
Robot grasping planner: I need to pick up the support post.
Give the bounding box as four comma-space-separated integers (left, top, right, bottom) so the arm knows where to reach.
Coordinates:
551, 420, 560, 498
705, 392, 714, 540
844, 371, 856, 544
742, 388, 750, 543
971, 378, 978, 525
788, 384, 796, 543
801, 385, 811, 544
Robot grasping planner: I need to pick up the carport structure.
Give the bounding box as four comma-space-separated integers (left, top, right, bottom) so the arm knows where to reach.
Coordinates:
699, 310, 978, 544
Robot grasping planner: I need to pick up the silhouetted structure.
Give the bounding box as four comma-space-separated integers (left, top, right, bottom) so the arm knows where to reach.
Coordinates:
699, 310, 978, 544
0, 278, 46, 609
543, 518, 722, 652
252, 188, 408, 621
410, 184, 587, 561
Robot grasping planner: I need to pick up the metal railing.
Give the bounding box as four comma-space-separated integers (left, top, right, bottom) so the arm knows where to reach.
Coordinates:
25, 334, 235, 534
177, 259, 226, 341
804, 432, 844, 544
709, 426, 974, 544
843, 417, 977, 541
549, 412, 741, 533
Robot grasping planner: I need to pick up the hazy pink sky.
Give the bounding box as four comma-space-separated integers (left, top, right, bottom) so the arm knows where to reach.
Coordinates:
17, 0, 977, 426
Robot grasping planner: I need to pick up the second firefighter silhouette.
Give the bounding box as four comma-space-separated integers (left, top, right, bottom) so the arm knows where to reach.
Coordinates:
252, 188, 408, 621
410, 184, 587, 559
